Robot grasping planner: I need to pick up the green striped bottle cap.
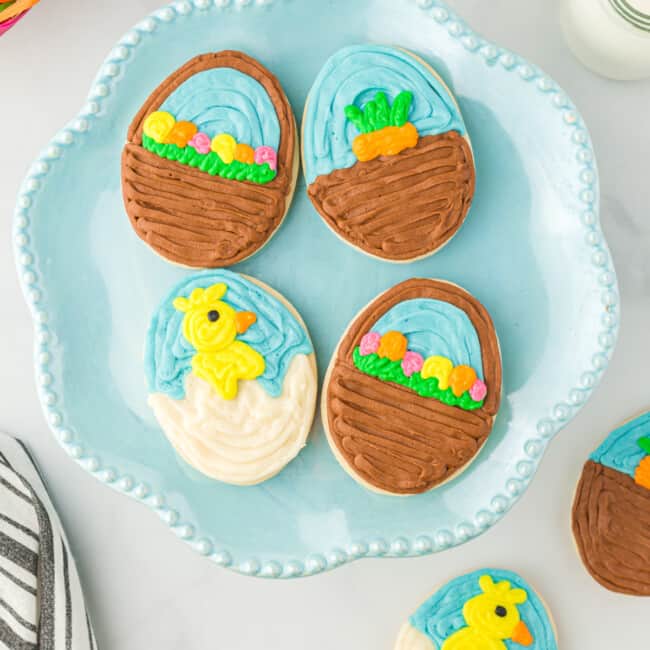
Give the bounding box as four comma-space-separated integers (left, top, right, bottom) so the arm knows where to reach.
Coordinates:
610, 0, 650, 31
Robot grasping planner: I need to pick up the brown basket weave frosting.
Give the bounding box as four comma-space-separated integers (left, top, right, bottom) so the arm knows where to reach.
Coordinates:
325, 279, 501, 495
308, 132, 474, 262
572, 460, 650, 596
122, 51, 296, 268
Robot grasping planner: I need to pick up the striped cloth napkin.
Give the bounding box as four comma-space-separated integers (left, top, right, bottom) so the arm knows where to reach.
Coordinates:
0, 433, 97, 649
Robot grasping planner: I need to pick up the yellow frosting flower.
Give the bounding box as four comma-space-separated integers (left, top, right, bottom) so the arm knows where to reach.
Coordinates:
421, 355, 453, 390
211, 133, 238, 164
143, 111, 176, 143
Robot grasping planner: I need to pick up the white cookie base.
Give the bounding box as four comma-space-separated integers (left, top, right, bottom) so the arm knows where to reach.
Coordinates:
394, 623, 437, 650
149, 353, 317, 485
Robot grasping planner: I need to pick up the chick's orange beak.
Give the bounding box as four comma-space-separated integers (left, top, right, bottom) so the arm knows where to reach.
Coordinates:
235, 311, 257, 334
511, 620, 533, 647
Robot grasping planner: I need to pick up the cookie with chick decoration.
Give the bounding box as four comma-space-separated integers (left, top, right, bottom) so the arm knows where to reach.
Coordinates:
145, 271, 317, 486
395, 570, 557, 650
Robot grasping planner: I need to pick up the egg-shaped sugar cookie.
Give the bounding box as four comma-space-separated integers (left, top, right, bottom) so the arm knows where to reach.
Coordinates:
303, 45, 475, 262
122, 51, 298, 268
395, 569, 558, 650
323, 279, 501, 495
145, 271, 317, 485
572, 411, 650, 596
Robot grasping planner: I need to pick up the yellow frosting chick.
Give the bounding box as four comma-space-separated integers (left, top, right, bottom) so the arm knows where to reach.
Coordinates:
441, 576, 533, 650
173, 283, 265, 400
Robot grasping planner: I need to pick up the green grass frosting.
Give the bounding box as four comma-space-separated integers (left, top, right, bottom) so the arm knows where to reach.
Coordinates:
352, 347, 484, 411
142, 135, 276, 185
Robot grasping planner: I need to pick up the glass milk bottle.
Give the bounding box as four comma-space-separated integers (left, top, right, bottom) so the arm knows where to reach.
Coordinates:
561, 0, 650, 80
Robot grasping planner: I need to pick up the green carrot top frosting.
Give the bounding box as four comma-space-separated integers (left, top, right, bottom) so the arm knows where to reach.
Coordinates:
344, 91, 413, 134
638, 436, 650, 455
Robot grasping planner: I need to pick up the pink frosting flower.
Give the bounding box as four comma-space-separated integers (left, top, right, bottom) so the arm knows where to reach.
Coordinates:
401, 351, 424, 377
469, 379, 487, 402
188, 132, 211, 154
359, 331, 381, 356
254, 145, 277, 171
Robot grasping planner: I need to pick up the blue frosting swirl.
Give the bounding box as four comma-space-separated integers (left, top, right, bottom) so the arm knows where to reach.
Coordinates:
590, 411, 650, 479
409, 569, 557, 650
372, 298, 483, 379
145, 271, 312, 399
160, 67, 280, 149
303, 44, 466, 184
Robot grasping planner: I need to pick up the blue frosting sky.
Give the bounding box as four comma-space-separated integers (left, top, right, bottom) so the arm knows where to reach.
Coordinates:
373, 298, 483, 379
409, 569, 557, 650
145, 270, 312, 400
303, 44, 467, 184
160, 67, 280, 149
590, 411, 650, 479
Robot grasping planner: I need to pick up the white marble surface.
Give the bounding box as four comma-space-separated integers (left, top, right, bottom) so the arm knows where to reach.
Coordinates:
0, 1, 649, 648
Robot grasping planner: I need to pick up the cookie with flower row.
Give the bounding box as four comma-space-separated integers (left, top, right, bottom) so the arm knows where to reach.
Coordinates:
395, 569, 558, 650
302, 45, 475, 262
145, 270, 317, 486
122, 51, 298, 268
572, 411, 650, 596
322, 278, 501, 495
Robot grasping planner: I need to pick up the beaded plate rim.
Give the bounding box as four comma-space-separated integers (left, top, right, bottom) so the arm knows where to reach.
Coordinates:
13, 0, 619, 579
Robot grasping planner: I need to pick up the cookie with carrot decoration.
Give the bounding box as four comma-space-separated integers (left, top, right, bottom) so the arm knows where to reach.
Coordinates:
322, 278, 501, 495
303, 45, 475, 262
572, 411, 650, 595
145, 270, 317, 486
122, 51, 298, 268
395, 569, 558, 650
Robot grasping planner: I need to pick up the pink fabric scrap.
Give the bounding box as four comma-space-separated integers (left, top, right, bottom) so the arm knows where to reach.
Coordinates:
0, 10, 29, 36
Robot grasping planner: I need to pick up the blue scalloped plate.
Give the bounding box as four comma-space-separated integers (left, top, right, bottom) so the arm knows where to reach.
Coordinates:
14, 0, 618, 578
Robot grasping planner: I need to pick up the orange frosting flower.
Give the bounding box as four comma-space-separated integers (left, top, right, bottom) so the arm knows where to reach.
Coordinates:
377, 331, 408, 361
164, 121, 198, 148
234, 143, 256, 164
449, 365, 478, 397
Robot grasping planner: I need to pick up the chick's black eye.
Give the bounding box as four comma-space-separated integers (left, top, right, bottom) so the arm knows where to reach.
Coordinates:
207, 310, 220, 323
495, 606, 507, 618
